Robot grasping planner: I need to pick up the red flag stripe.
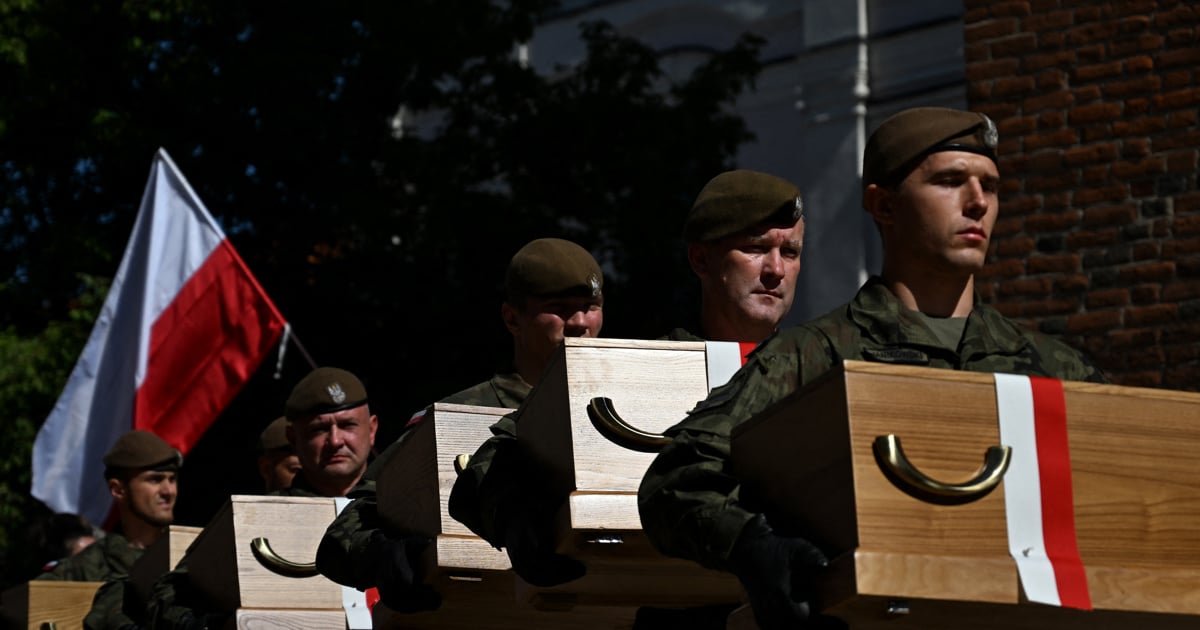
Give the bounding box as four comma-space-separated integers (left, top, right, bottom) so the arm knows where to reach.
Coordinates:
1029, 376, 1092, 610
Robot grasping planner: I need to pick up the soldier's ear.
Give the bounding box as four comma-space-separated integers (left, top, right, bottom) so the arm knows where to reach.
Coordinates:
686, 242, 709, 276
501, 301, 521, 335
864, 184, 895, 226
108, 477, 125, 501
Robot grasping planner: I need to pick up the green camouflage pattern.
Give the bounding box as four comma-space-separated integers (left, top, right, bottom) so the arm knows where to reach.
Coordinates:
83, 578, 138, 630
35, 531, 142, 582
317, 374, 527, 588
638, 277, 1108, 571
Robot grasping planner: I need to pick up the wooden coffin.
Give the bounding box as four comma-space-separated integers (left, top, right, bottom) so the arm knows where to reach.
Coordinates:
515, 337, 744, 607
232, 609, 345, 630
0, 581, 103, 630
185, 495, 344, 613
128, 525, 202, 611
377, 402, 512, 574
730, 360, 1200, 629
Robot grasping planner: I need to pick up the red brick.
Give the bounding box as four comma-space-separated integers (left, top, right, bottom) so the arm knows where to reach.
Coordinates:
996, 236, 1037, 256
1132, 284, 1162, 304
1036, 69, 1069, 90
1165, 365, 1200, 392
1131, 180, 1155, 197
1116, 372, 1163, 388
1066, 21, 1119, 45
1081, 124, 1116, 143
1162, 321, 1200, 344
1176, 216, 1200, 236
1111, 157, 1167, 179
1113, 0, 1157, 17
976, 102, 1020, 121
1027, 172, 1076, 191
1166, 27, 1198, 46
1177, 193, 1200, 215
1153, 129, 1200, 152
1124, 98, 1152, 116
998, 277, 1052, 297
993, 215, 1025, 237
1024, 9, 1075, 31
1067, 228, 1120, 248
1073, 61, 1122, 82
1069, 102, 1121, 125
1023, 51, 1077, 73
1075, 84, 1103, 102
1168, 109, 1199, 128
1102, 76, 1162, 99
1025, 210, 1081, 231
1163, 281, 1200, 301
980, 259, 1025, 279
1077, 187, 1131, 208
1125, 303, 1179, 326
1028, 254, 1080, 273
968, 82, 993, 100
1155, 5, 1200, 28
1164, 237, 1200, 260
1066, 309, 1122, 333
1122, 138, 1150, 158
1054, 273, 1090, 293
1166, 343, 1200, 364
1132, 241, 1161, 261
1005, 195, 1044, 216
1025, 128, 1078, 150
1117, 14, 1153, 33
967, 18, 1020, 40
1038, 110, 1066, 128
965, 42, 989, 63
999, 176, 1023, 196
992, 33, 1038, 56
976, 282, 996, 301
1119, 261, 1177, 283
994, 76, 1037, 97
1125, 55, 1155, 72
1110, 32, 1165, 56
1039, 30, 1066, 47
1165, 151, 1193, 174
968, 59, 1022, 81
1108, 329, 1157, 350
1164, 70, 1194, 90
1025, 299, 1080, 316
1086, 289, 1129, 308
992, 301, 1023, 318
1076, 43, 1107, 64
990, 1, 1032, 17
1081, 164, 1110, 184
1158, 46, 1200, 68
1043, 192, 1071, 212
999, 116, 1038, 137
1063, 142, 1119, 165
1154, 88, 1200, 109
1112, 116, 1167, 135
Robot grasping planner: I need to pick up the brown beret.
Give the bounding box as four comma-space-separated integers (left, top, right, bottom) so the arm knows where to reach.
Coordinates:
103, 430, 181, 477
505, 238, 603, 301
684, 170, 803, 243
862, 107, 999, 191
258, 416, 291, 452
285, 367, 368, 420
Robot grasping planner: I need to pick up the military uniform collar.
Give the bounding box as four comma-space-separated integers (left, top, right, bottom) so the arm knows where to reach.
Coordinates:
491, 372, 532, 408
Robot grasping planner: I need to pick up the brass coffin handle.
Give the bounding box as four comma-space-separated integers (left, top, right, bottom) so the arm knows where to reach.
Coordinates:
454, 453, 471, 475
250, 537, 319, 577
873, 434, 1011, 505
587, 397, 670, 453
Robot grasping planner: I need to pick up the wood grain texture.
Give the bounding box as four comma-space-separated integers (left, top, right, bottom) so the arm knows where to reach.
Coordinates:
187, 496, 343, 611
732, 360, 1200, 621
233, 608, 346, 630
435, 534, 510, 572
568, 491, 640, 530
0, 581, 103, 630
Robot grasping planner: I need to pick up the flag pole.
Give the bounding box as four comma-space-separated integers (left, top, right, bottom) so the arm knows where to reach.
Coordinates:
272, 323, 319, 379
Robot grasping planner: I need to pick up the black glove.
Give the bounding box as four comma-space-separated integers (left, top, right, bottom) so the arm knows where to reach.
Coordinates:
500, 497, 586, 587
728, 515, 844, 630
368, 531, 442, 613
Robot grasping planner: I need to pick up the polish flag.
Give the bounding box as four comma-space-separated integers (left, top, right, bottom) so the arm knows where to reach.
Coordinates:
32, 149, 287, 526
704, 341, 758, 390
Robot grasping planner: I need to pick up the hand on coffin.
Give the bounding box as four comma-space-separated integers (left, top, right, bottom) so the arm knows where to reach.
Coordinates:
368, 531, 442, 613
729, 515, 845, 630
501, 499, 586, 588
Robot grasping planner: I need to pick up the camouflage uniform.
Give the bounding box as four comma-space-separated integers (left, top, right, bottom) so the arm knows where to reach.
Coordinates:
35, 530, 142, 582
639, 277, 1107, 571
317, 373, 528, 588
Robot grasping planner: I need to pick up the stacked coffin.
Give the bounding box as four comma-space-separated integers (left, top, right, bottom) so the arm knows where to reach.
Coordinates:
728, 360, 1200, 629
1, 581, 103, 630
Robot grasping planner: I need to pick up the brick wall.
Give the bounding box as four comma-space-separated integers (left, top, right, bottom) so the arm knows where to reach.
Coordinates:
964, 0, 1200, 389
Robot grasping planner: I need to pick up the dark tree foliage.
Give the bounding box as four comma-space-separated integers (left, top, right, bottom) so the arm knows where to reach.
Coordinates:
0, 0, 762, 586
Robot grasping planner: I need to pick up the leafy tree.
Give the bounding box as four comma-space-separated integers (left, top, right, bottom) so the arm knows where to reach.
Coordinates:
0, 0, 763, 585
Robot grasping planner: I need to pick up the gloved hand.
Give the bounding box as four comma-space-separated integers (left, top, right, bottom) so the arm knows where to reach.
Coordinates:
368, 531, 442, 613
500, 497, 586, 587
728, 515, 843, 630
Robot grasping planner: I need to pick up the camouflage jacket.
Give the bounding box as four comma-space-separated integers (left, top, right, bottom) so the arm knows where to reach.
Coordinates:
317, 374, 528, 589
84, 578, 138, 630
36, 530, 142, 582
638, 277, 1108, 571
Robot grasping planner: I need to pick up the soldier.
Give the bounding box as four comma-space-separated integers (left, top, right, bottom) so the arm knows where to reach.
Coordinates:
316, 237, 605, 607
146, 367, 383, 629
37, 430, 180, 582
666, 169, 805, 344
256, 416, 299, 493
638, 106, 1109, 629
35, 431, 180, 630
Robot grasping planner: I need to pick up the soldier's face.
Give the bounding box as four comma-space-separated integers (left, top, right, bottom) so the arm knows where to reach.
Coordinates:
118, 469, 177, 528
689, 220, 803, 342
291, 405, 377, 484
876, 151, 999, 276
258, 449, 301, 493
505, 294, 604, 371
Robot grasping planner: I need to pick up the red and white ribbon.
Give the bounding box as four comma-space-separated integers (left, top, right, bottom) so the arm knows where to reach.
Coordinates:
994, 373, 1092, 609
704, 341, 758, 390
335, 497, 377, 628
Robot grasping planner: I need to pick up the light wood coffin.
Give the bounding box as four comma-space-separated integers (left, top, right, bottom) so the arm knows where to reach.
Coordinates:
184, 495, 344, 614
515, 337, 743, 608
1, 581, 103, 630
128, 525, 202, 611
730, 360, 1200, 629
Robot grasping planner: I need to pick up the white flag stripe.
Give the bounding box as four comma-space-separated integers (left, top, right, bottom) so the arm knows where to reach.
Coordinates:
704, 341, 742, 391
995, 373, 1061, 606
334, 498, 373, 629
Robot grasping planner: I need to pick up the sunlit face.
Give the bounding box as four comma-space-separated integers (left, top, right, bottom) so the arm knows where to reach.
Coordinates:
258, 450, 302, 493
504, 294, 604, 371
876, 151, 999, 276
288, 406, 377, 484
690, 219, 804, 341
115, 469, 177, 528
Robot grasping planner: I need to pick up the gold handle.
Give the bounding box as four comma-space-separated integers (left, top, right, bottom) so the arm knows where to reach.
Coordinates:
250, 537, 319, 577
873, 434, 1011, 505
587, 397, 670, 453
454, 453, 471, 475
